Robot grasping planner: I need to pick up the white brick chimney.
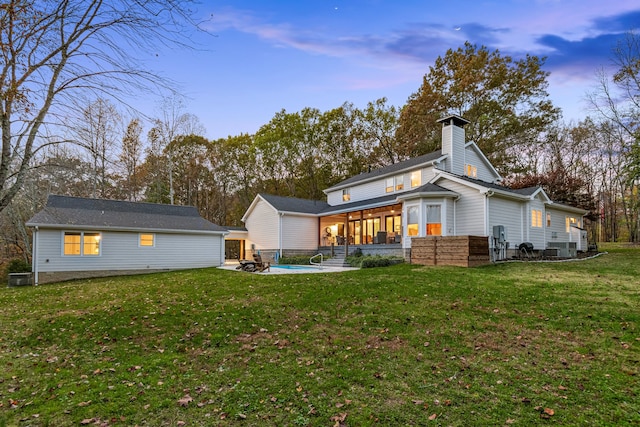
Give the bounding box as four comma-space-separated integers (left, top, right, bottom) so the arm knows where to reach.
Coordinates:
437, 115, 469, 175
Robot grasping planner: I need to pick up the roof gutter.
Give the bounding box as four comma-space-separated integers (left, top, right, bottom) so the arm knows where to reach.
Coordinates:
26, 224, 229, 236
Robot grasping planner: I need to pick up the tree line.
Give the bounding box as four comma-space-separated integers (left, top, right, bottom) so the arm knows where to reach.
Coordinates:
2, 1, 639, 264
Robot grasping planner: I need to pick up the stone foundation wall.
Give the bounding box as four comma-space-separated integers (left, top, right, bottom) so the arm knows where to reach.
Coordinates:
35, 269, 173, 285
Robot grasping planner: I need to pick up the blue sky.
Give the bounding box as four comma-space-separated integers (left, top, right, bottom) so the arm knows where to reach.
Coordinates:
148, 0, 640, 140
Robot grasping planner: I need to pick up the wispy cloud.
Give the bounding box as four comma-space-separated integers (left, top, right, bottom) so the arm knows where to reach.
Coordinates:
207, 6, 639, 89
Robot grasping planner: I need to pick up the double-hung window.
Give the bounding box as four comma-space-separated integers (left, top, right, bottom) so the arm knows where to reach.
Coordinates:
407, 206, 419, 236
531, 209, 542, 228
426, 205, 442, 236
385, 177, 394, 193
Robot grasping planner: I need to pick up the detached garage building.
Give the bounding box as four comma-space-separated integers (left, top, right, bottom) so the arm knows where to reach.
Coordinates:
26, 195, 227, 284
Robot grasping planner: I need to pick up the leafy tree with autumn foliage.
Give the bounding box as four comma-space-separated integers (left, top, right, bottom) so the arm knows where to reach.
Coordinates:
396, 42, 560, 174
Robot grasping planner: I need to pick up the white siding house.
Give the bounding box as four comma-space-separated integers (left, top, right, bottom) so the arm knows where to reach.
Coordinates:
236, 115, 589, 262
27, 195, 227, 284
240, 194, 328, 260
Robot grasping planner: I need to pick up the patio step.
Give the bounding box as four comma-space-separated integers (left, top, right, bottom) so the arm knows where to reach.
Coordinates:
322, 255, 349, 268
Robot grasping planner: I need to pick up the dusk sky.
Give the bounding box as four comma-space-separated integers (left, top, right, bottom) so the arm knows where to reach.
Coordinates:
147, 1, 640, 140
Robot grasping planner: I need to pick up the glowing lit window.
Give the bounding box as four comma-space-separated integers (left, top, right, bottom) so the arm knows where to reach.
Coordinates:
426, 205, 442, 236
546, 213, 551, 227
411, 171, 421, 188
342, 188, 350, 201
395, 175, 404, 191
83, 233, 101, 256
566, 216, 577, 232
140, 233, 155, 247
64, 231, 101, 256
385, 177, 394, 193
407, 206, 419, 236
465, 164, 477, 178
531, 209, 542, 228
64, 232, 81, 256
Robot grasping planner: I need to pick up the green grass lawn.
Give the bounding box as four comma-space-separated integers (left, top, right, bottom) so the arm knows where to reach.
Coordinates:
1, 246, 638, 426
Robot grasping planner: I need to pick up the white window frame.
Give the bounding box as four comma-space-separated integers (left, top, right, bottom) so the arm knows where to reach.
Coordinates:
410, 170, 421, 188
139, 233, 155, 247
465, 164, 477, 178
566, 216, 577, 233
62, 231, 102, 257
385, 177, 394, 193
424, 203, 443, 236
406, 205, 420, 236
531, 209, 542, 228
395, 175, 404, 191
342, 188, 351, 201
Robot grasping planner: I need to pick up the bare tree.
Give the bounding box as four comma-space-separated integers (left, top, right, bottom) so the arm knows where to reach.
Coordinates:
148, 96, 205, 204
587, 30, 640, 241
0, 0, 201, 212
72, 98, 120, 198
120, 118, 144, 201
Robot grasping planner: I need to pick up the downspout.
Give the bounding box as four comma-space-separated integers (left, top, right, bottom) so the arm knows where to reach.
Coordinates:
485, 191, 494, 238
220, 234, 225, 266
453, 194, 461, 236
33, 226, 39, 286
279, 213, 284, 258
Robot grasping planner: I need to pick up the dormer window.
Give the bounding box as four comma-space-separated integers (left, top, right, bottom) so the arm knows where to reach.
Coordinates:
395, 175, 404, 191
465, 164, 477, 178
342, 188, 351, 201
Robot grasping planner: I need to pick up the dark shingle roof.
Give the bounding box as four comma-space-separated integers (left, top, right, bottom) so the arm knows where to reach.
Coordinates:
26, 195, 227, 233
324, 150, 443, 191
403, 182, 458, 195
453, 175, 540, 197
259, 193, 330, 214
318, 194, 400, 215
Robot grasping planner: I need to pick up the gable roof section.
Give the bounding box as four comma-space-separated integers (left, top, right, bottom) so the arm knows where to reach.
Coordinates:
432, 173, 585, 214
26, 195, 227, 234
464, 141, 502, 181
396, 183, 460, 201
242, 193, 330, 221
432, 172, 546, 200
323, 150, 445, 193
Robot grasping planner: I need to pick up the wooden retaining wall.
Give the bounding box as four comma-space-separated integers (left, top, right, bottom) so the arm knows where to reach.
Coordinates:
411, 236, 490, 267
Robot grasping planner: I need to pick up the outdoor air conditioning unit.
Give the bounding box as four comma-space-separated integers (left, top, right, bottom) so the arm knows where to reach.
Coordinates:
547, 242, 577, 258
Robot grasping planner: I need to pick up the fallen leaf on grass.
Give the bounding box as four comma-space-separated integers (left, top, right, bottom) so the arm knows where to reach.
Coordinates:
535, 406, 555, 418
429, 413, 438, 420
77, 400, 91, 407
177, 395, 193, 407
331, 412, 347, 427
80, 419, 95, 425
